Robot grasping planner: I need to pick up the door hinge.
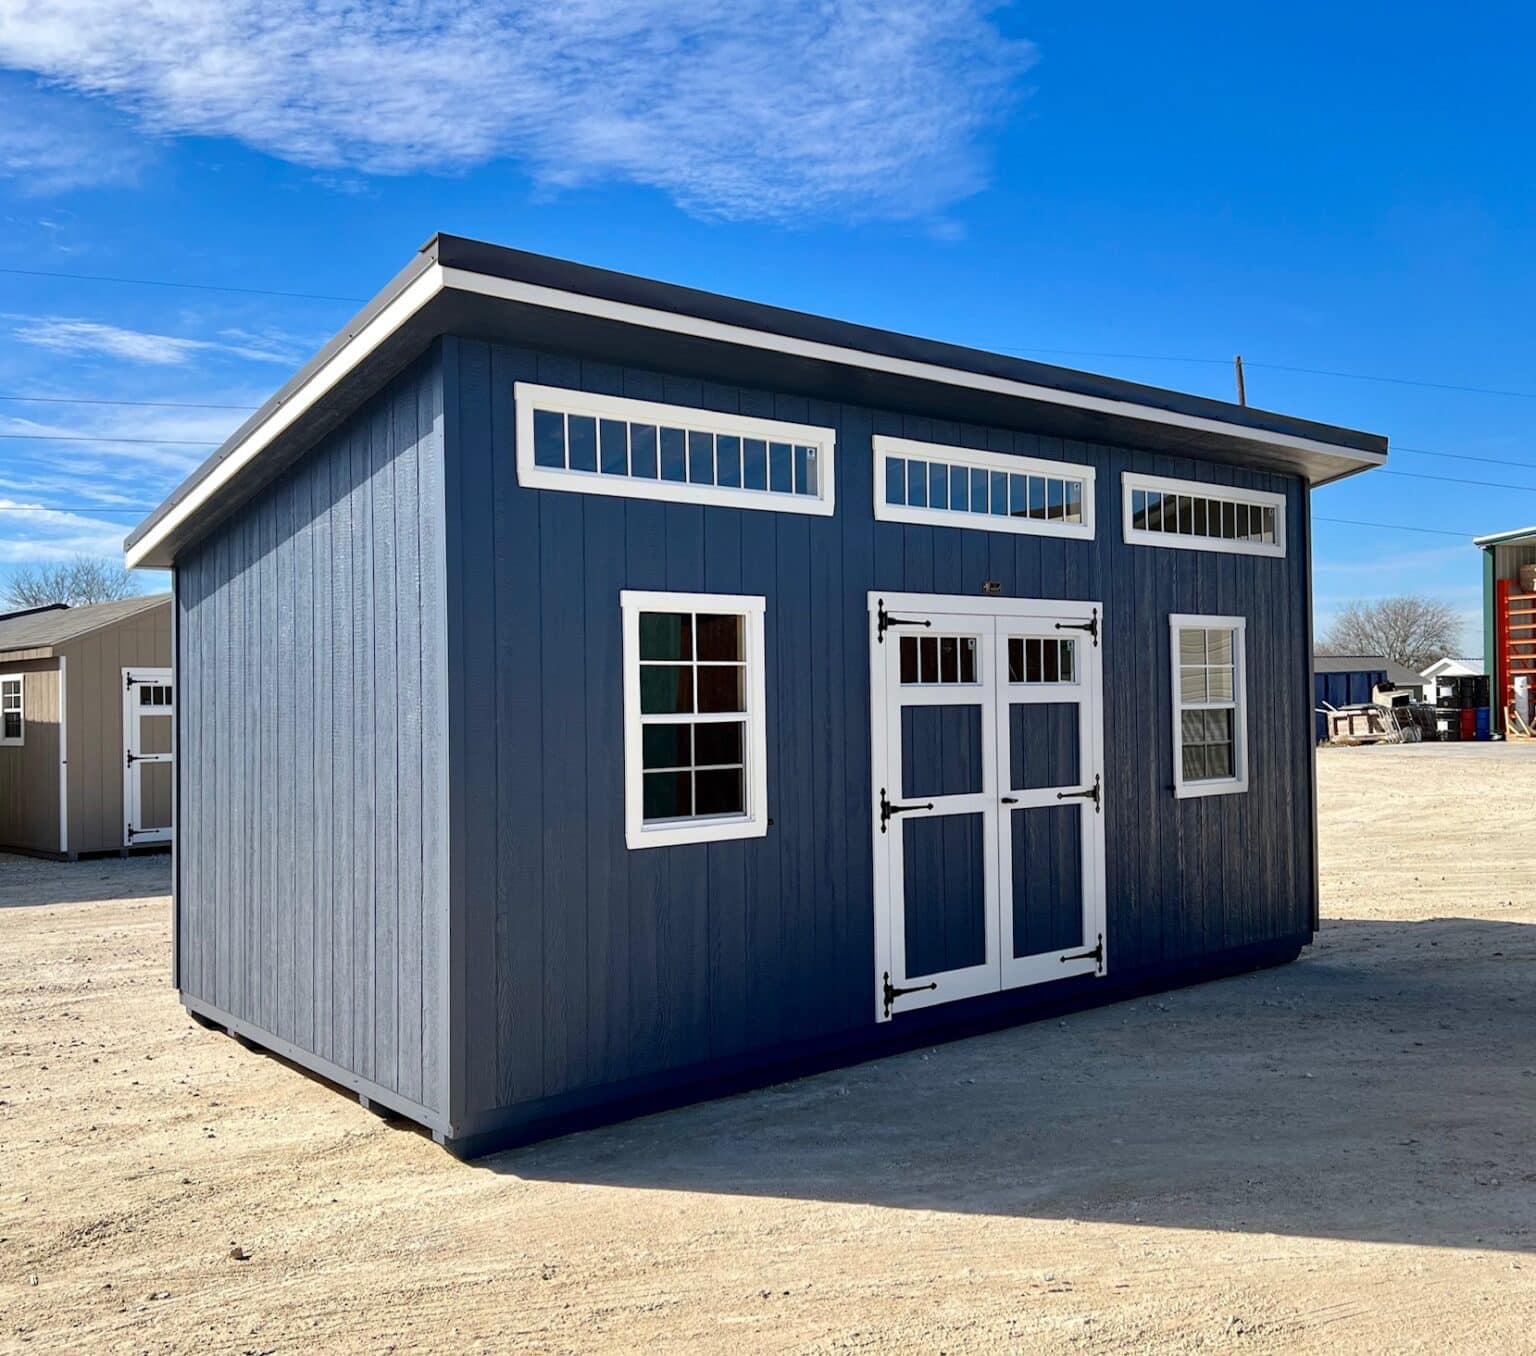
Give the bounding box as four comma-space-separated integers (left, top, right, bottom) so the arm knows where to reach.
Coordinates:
126, 825, 138, 841
1055, 772, 1101, 813
1061, 933, 1104, 974
883, 970, 937, 1018
126, 749, 139, 768
876, 599, 932, 644
1055, 607, 1099, 648
879, 787, 934, 833
125, 672, 136, 690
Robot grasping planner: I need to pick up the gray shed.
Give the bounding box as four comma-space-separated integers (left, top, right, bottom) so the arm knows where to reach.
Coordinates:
0, 595, 173, 857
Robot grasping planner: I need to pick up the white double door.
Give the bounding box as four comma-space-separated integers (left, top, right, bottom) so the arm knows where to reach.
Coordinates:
870, 593, 1106, 1020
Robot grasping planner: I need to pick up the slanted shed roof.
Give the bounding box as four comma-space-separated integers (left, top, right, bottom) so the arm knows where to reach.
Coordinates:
1474, 525, 1536, 548
1313, 654, 1425, 688
0, 593, 171, 655
125, 233, 1389, 569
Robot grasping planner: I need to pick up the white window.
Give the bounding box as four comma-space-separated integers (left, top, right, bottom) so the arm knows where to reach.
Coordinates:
0, 676, 21, 746
874, 436, 1094, 539
621, 590, 769, 849
1170, 615, 1248, 798
1123, 473, 1285, 557
516, 383, 835, 516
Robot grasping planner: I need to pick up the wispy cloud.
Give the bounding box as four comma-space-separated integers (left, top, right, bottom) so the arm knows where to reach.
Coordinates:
8, 316, 299, 366
0, 1, 1032, 221
0, 497, 131, 562
0, 75, 151, 193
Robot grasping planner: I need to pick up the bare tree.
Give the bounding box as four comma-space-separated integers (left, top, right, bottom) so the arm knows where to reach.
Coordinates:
2, 556, 139, 610
1318, 595, 1460, 671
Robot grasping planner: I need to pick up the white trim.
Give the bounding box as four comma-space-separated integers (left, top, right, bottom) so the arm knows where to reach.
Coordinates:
0, 672, 23, 746
1169, 614, 1249, 800
514, 382, 835, 516
1123, 472, 1287, 558
123, 667, 174, 846
621, 589, 768, 851
57, 656, 67, 855
872, 435, 1095, 539
126, 257, 1383, 568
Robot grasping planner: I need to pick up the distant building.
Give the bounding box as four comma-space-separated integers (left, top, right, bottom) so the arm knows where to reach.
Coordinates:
1474, 525, 1536, 731
1312, 654, 1425, 742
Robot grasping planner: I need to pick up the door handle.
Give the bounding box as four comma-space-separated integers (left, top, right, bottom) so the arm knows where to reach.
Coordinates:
1000, 796, 1019, 805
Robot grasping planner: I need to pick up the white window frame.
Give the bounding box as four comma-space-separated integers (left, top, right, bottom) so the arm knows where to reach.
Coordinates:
1123, 472, 1286, 558
1169, 614, 1249, 799
621, 590, 769, 850
873, 435, 1095, 540
0, 674, 23, 747
516, 382, 836, 516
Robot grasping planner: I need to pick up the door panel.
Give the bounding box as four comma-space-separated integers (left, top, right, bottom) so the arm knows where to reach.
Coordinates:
1008, 702, 1079, 791
138, 762, 174, 833
1009, 803, 1084, 959
902, 812, 988, 980
901, 704, 984, 799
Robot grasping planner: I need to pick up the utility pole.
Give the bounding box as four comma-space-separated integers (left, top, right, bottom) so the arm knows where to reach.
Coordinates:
1234, 354, 1247, 406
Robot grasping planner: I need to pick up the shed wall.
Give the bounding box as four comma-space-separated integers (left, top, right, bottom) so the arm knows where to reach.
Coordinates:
445, 337, 1315, 1136
59, 603, 172, 853
0, 661, 61, 853
175, 347, 449, 1125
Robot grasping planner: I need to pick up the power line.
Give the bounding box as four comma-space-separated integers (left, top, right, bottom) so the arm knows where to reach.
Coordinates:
0, 393, 258, 411
1376, 467, 1536, 494
0, 433, 213, 446
0, 505, 151, 513
1314, 516, 1473, 539
0, 265, 364, 305
1394, 443, 1536, 471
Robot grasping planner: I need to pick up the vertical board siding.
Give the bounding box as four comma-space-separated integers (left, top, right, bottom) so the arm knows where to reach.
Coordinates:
0, 663, 61, 852
176, 348, 448, 1118
449, 341, 1317, 1127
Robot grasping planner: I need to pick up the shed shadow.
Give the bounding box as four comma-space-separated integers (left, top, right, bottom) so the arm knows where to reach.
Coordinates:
488, 917, 1535, 1253
0, 852, 170, 908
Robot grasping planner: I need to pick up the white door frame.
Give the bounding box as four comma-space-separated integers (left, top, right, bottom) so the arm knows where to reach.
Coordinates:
870, 591, 1107, 1023
123, 667, 173, 847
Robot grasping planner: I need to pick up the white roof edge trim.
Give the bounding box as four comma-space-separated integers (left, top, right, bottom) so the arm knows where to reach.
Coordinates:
443, 267, 1387, 471
125, 263, 448, 569
1473, 525, 1536, 547
128, 256, 1386, 568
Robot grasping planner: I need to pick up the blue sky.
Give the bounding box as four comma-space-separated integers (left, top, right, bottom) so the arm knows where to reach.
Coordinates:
1, 2, 1531, 654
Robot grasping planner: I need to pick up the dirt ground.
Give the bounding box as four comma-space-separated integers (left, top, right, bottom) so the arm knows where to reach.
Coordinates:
1, 745, 1533, 1354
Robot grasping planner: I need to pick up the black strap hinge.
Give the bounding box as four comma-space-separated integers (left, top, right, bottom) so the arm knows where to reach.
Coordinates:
883, 970, 937, 1018
1055, 772, 1101, 813
877, 599, 932, 643
1055, 607, 1100, 648
879, 787, 933, 833
1061, 933, 1104, 973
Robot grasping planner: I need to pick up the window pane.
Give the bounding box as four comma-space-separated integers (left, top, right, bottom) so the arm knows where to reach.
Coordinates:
970, 467, 987, 513
1206, 740, 1234, 778
688, 430, 715, 484
919, 636, 939, 683
1042, 639, 1059, 682
960, 637, 977, 683
630, 424, 659, 479
1008, 637, 1023, 683
694, 720, 744, 767
643, 771, 692, 821
1193, 498, 1208, 536
1010, 473, 1028, 517
1026, 637, 1042, 683
660, 427, 687, 481
990, 471, 1008, 516
885, 455, 906, 506
697, 666, 745, 713
793, 445, 814, 495
1028, 476, 1047, 520
1204, 708, 1234, 744
769, 442, 793, 493
900, 635, 919, 683
743, 438, 768, 490
641, 666, 694, 715
950, 465, 968, 510
1208, 667, 1234, 701
568, 414, 597, 472
533, 409, 566, 468
716, 435, 742, 488
642, 723, 691, 770
907, 459, 928, 508
1263, 506, 1277, 543
1206, 629, 1234, 665
1179, 628, 1205, 666
3, 712, 18, 740
1059, 640, 1075, 682
940, 636, 958, 684
695, 613, 742, 661
639, 612, 691, 661
1178, 496, 1194, 534
929, 462, 948, 510
1222, 501, 1237, 538
1182, 743, 1208, 782
600, 419, 627, 475
695, 768, 745, 816
1180, 666, 1208, 704
1047, 479, 1065, 521
1065, 480, 1083, 524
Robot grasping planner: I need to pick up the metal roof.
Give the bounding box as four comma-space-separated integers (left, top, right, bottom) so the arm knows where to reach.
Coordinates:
126, 232, 1390, 569
1473, 525, 1536, 548
1313, 654, 1426, 688
0, 593, 171, 655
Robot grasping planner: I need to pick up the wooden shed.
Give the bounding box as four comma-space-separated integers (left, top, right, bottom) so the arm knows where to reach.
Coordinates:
125, 235, 1387, 1154
0, 594, 173, 858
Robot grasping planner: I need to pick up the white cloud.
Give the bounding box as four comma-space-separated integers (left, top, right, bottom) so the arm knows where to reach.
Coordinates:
0, 76, 150, 192
0, 1, 1031, 221
9, 317, 299, 365
0, 497, 130, 562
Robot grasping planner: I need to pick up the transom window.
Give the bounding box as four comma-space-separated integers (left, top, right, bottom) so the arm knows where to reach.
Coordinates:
874, 436, 1095, 539
1123, 473, 1286, 558
517, 383, 835, 516
621, 591, 769, 849
0, 676, 21, 745
138, 683, 172, 707
1008, 637, 1077, 685
1170, 615, 1248, 798
899, 634, 979, 685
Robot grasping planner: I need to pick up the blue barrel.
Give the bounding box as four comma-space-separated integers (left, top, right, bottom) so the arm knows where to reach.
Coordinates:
1475, 707, 1491, 740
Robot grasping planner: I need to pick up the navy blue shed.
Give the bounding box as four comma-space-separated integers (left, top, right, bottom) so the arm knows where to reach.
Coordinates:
126, 235, 1388, 1154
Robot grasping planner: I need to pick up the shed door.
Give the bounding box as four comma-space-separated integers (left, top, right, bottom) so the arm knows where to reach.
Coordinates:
123, 668, 173, 847
871, 594, 1106, 1021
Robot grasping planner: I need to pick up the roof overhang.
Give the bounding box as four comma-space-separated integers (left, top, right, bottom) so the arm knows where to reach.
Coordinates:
1473, 525, 1536, 549
127, 234, 1389, 569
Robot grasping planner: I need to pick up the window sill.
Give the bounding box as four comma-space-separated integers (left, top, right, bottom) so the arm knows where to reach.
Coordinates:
625, 815, 768, 851
1174, 778, 1249, 800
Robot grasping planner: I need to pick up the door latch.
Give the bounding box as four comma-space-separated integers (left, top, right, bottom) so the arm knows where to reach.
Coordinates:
876, 599, 932, 643
883, 970, 937, 1018
1055, 773, 1101, 813
879, 787, 934, 833
1054, 607, 1100, 647
1061, 933, 1104, 974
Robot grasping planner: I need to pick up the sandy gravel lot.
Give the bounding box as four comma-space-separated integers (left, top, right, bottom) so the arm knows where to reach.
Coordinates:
2, 744, 1533, 1354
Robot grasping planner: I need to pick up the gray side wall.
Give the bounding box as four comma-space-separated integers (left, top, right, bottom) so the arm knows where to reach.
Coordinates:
58, 603, 172, 853
0, 661, 61, 853
445, 337, 1317, 1135
175, 346, 449, 1125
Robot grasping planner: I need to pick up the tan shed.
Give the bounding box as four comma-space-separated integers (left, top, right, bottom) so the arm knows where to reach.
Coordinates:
0, 595, 172, 858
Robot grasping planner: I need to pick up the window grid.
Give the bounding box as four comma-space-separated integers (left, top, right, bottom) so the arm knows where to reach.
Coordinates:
1007, 637, 1077, 685
0, 677, 20, 744
1171, 619, 1247, 796
1124, 474, 1285, 557
898, 634, 980, 686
